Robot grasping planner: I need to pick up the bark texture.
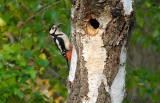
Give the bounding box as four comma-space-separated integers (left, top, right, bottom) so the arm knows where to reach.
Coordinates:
67, 0, 133, 103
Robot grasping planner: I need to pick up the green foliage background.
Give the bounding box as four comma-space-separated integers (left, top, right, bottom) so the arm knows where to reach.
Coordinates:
124, 0, 160, 103
0, 0, 71, 102
0, 0, 159, 103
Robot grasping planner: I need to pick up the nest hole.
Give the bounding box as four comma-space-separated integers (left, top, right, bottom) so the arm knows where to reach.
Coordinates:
87, 19, 100, 36
90, 19, 99, 29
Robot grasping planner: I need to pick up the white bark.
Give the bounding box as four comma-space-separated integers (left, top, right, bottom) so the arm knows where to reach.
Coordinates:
68, 45, 77, 83
121, 0, 133, 15
81, 30, 106, 103
110, 46, 127, 103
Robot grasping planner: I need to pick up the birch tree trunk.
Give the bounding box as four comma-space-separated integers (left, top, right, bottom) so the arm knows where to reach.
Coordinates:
67, 0, 134, 103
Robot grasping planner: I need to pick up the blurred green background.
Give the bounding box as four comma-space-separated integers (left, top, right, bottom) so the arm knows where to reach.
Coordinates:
0, 0, 159, 103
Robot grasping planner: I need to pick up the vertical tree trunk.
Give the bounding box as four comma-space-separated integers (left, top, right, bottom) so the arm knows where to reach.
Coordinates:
67, 0, 133, 103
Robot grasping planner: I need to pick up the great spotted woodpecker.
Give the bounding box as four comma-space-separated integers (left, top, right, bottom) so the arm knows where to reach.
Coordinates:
49, 23, 72, 69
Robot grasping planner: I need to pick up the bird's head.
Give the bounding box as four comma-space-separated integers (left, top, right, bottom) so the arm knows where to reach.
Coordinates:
49, 23, 62, 36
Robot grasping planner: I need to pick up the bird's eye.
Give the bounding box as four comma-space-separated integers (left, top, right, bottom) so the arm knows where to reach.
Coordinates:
49, 25, 56, 31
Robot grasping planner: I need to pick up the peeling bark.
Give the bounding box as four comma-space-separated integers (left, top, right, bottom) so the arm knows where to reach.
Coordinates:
67, 0, 133, 103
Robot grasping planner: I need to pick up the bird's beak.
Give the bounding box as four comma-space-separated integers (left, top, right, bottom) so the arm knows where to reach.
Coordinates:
57, 23, 62, 28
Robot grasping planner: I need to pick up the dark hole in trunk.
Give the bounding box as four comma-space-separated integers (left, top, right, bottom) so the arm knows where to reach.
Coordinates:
90, 19, 99, 29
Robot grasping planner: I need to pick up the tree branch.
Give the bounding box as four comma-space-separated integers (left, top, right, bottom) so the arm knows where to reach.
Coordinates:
16, 1, 60, 29
4, 32, 15, 44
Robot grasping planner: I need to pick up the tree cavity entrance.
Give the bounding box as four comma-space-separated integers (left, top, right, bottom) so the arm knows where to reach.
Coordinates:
87, 19, 100, 36
90, 19, 99, 29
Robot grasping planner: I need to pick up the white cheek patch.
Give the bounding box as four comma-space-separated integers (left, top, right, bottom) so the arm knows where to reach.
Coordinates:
49, 29, 55, 34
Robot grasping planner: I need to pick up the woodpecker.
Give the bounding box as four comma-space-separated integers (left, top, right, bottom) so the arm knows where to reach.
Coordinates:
49, 23, 72, 69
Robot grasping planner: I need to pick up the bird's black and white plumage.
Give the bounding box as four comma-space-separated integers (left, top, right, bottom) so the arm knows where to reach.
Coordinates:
49, 23, 72, 69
